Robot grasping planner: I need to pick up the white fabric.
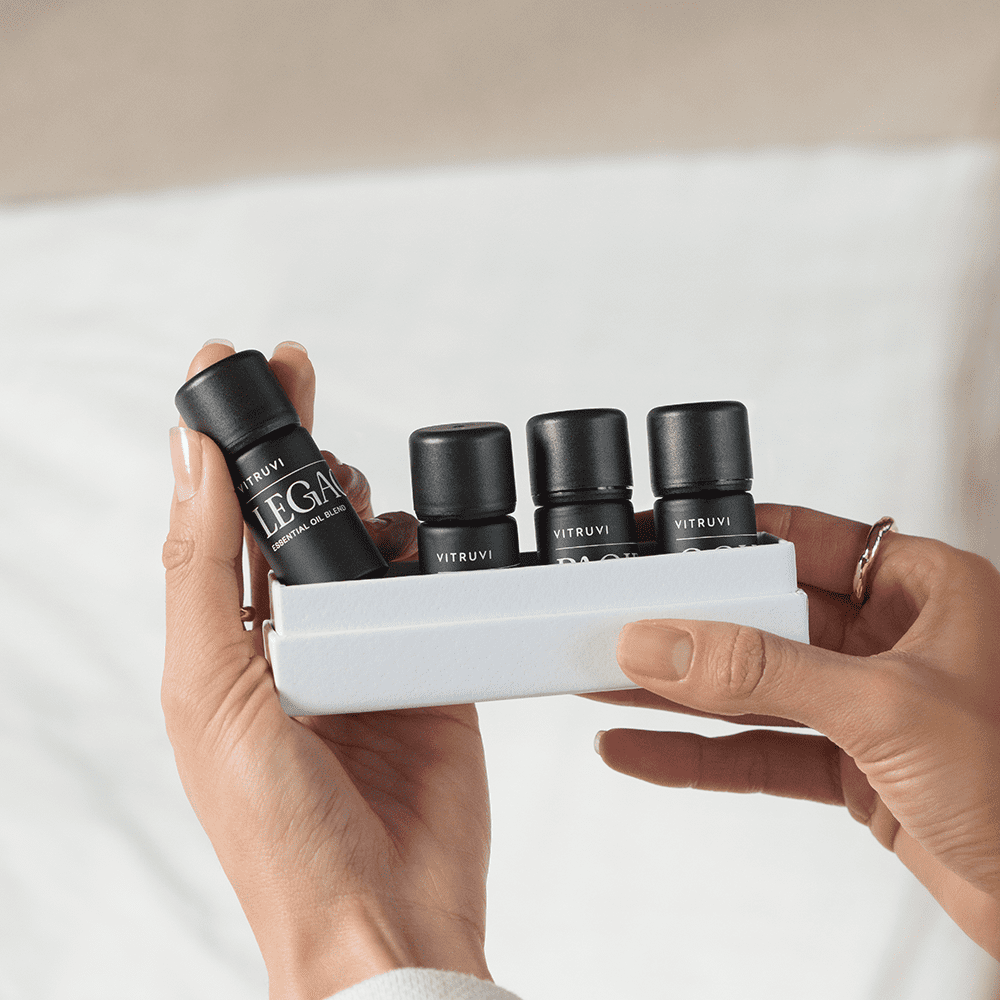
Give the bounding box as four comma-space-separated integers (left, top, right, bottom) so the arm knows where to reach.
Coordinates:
0, 147, 998, 999
329, 969, 522, 1000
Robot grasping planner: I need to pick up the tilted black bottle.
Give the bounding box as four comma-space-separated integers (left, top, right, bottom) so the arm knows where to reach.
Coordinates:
175, 349, 387, 584
647, 400, 757, 554
527, 408, 639, 564
409, 422, 520, 574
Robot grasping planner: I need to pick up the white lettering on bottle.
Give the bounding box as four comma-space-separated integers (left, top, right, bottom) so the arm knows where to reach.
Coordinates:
237, 457, 285, 493
248, 462, 347, 539
253, 494, 295, 538
435, 549, 493, 563
673, 516, 731, 530
286, 479, 321, 514
315, 468, 347, 503
551, 524, 610, 539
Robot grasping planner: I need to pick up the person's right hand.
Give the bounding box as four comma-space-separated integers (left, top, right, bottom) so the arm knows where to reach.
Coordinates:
596, 505, 1000, 959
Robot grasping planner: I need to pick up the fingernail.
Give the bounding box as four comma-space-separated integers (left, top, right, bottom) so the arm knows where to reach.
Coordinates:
275, 340, 308, 355
169, 426, 203, 502
618, 622, 693, 681
594, 730, 606, 755
202, 338, 234, 349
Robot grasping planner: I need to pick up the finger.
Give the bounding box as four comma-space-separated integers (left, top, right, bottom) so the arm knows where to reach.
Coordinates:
799, 583, 857, 652
586, 578, 891, 716
321, 450, 374, 521
180, 340, 248, 611
579, 689, 803, 728
163, 427, 267, 737
616, 618, 901, 757
268, 341, 315, 433
245, 524, 273, 643
636, 508, 655, 543
755, 504, 872, 594
365, 511, 419, 563
185, 338, 236, 381
596, 728, 846, 804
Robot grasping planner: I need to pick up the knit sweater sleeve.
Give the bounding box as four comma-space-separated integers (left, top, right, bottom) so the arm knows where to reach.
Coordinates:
327, 969, 524, 1000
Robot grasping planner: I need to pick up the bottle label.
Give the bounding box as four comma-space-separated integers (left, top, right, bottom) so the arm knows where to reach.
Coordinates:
654, 495, 757, 554
418, 520, 520, 574
236, 459, 350, 551
230, 428, 386, 584
536, 503, 639, 564
552, 524, 640, 564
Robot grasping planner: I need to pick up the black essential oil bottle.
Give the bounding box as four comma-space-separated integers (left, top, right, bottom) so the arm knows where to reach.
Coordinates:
647, 400, 758, 554
409, 422, 520, 574
175, 349, 387, 584
526, 408, 639, 564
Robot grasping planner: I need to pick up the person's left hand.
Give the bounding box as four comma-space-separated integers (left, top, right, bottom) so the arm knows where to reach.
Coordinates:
163, 341, 492, 1000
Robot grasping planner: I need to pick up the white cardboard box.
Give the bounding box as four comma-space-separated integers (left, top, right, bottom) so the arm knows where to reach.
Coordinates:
264, 534, 809, 715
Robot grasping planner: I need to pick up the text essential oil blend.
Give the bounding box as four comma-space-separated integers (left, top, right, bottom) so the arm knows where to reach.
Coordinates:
527, 408, 639, 564
647, 400, 757, 554
175, 350, 387, 584
409, 422, 520, 574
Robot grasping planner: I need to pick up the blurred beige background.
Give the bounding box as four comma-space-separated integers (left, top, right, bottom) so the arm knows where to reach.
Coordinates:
2, 0, 1000, 199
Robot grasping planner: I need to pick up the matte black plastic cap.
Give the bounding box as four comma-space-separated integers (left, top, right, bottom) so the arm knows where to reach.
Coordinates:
526, 408, 633, 505
647, 401, 753, 496
175, 350, 300, 458
409, 422, 517, 520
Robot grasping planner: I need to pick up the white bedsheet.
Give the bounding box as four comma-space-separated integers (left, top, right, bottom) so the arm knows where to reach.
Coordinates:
0, 146, 997, 999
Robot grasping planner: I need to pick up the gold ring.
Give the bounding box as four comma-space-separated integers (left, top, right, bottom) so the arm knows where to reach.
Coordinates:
851, 517, 896, 605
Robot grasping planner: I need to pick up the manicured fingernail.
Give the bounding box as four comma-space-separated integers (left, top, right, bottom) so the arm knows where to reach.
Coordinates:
594, 730, 607, 755
618, 622, 692, 681
202, 338, 234, 348
169, 426, 203, 502
275, 340, 308, 355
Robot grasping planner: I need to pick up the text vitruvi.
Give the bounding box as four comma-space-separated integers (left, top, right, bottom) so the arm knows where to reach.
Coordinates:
436, 550, 493, 563
551, 525, 609, 539
236, 456, 287, 492
241, 460, 348, 538
673, 516, 731, 530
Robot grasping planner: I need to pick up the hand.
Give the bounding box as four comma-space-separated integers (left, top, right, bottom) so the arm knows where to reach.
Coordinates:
163, 341, 492, 999
596, 504, 1000, 959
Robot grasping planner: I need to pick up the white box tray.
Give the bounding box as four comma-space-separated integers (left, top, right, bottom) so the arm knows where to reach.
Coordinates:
264, 534, 808, 716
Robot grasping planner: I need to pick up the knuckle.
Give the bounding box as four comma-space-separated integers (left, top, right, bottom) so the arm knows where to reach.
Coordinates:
715, 625, 769, 701
956, 548, 1000, 592
371, 511, 419, 561
346, 469, 372, 512
161, 533, 196, 574
728, 736, 770, 793
899, 536, 961, 585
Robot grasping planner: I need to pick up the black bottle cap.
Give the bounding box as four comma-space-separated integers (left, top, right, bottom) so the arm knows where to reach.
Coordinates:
409, 422, 517, 520
526, 408, 633, 505
647, 401, 753, 496
174, 350, 300, 458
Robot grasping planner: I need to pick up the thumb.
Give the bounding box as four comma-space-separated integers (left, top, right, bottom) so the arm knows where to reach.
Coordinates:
163, 426, 264, 741
616, 619, 892, 755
